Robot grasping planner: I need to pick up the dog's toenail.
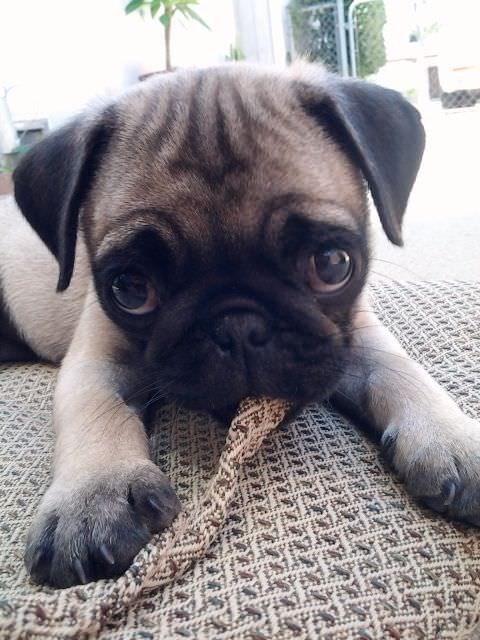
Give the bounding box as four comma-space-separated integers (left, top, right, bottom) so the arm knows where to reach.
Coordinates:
73, 558, 88, 584
99, 543, 115, 566
147, 495, 162, 513
441, 480, 458, 507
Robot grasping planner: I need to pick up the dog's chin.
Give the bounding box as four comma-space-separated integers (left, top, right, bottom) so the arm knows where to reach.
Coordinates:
173, 394, 285, 426
207, 402, 243, 424
169, 391, 250, 424
166, 373, 342, 425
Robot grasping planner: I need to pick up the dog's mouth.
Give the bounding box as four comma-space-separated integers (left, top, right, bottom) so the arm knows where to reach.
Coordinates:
134, 288, 354, 420
147, 333, 350, 422
207, 398, 304, 426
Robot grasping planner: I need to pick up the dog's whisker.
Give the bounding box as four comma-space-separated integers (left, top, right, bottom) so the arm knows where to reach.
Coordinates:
371, 257, 423, 278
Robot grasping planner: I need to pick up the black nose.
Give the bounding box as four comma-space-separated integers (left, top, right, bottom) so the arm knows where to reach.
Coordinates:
211, 312, 272, 353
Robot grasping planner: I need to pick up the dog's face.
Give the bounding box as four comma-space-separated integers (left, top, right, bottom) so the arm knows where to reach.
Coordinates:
13, 64, 425, 415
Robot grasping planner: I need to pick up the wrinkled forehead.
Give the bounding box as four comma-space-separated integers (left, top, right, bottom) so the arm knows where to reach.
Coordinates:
85, 66, 367, 255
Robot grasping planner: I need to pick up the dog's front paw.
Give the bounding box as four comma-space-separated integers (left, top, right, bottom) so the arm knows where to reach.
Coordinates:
25, 463, 181, 588
382, 414, 480, 526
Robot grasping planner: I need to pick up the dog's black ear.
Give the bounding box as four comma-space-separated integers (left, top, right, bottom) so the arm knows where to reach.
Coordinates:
13, 107, 116, 291
298, 77, 425, 245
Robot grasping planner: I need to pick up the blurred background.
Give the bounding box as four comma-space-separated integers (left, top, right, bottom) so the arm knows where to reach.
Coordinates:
1, 0, 479, 280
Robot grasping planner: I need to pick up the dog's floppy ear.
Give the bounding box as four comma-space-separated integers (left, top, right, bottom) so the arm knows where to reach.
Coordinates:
297, 76, 425, 245
13, 107, 116, 291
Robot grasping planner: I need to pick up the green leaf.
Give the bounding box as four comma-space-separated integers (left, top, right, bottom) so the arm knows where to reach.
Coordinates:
150, 0, 162, 17
124, 0, 146, 15
159, 12, 171, 27
181, 5, 210, 29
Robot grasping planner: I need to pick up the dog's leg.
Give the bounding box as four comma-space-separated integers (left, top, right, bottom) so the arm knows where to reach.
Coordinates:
333, 294, 480, 525
0, 335, 37, 361
25, 286, 181, 588
0, 293, 38, 361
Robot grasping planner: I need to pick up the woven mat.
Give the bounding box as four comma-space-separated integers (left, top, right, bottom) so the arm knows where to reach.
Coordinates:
1, 281, 480, 639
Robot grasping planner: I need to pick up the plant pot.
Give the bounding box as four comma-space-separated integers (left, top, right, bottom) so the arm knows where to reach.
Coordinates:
0, 173, 13, 195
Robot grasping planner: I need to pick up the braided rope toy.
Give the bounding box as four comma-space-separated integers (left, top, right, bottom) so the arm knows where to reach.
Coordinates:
1, 397, 289, 639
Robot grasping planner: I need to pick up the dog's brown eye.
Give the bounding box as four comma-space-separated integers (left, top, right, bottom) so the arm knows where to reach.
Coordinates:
307, 249, 353, 293
111, 273, 157, 314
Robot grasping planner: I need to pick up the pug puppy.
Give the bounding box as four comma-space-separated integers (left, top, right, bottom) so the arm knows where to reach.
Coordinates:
1, 63, 479, 589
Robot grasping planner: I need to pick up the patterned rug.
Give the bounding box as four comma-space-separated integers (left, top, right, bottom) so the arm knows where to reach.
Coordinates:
0, 281, 479, 639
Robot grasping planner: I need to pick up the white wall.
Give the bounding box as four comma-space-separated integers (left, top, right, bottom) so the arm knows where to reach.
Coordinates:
0, 0, 236, 128
232, 0, 288, 66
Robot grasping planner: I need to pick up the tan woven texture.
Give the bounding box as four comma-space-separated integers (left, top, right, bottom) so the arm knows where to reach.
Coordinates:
1, 281, 480, 639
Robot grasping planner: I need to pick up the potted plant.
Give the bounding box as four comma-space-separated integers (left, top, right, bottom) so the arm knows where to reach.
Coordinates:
125, 0, 210, 74
225, 44, 245, 62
